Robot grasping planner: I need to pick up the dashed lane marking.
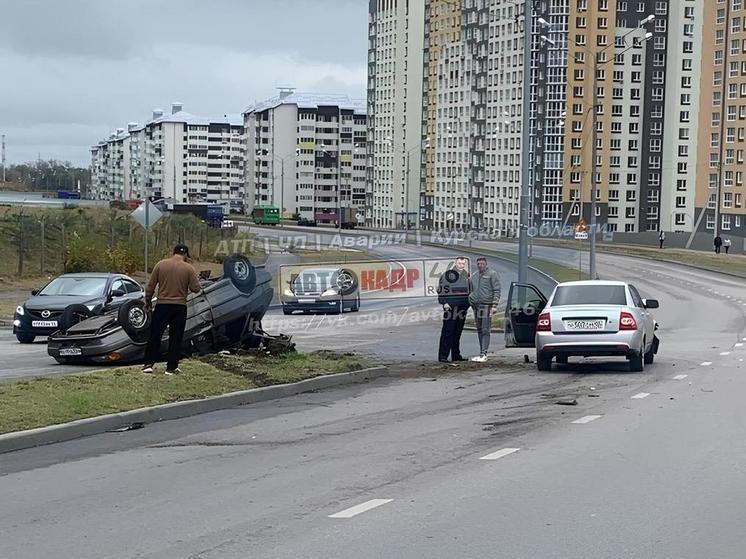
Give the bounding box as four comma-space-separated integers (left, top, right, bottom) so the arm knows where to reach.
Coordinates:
329, 499, 394, 519
673, 374, 688, 380
701, 362, 713, 366
720, 352, 731, 356
480, 448, 520, 461
631, 392, 650, 399
572, 415, 602, 424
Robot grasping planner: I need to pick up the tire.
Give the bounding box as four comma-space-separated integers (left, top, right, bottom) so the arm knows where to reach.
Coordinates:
223, 254, 256, 294
630, 342, 645, 372
536, 351, 552, 371
15, 333, 35, 344
335, 268, 359, 297
118, 299, 151, 344
283, 308, 293, 315
556, 355, 569, 365
59, 304, 93, 333
644, 338, 655, 365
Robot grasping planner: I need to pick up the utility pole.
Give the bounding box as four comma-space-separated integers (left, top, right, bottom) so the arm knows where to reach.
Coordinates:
589, 55, 600, 280
518, 0, 533, 284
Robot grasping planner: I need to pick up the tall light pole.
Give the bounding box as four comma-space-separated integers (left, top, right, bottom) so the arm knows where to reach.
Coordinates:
257, 148, 298, 220
518, 0, 534, 283
405, 138, 430, 231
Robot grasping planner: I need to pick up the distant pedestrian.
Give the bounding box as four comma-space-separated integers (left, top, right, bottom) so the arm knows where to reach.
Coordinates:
437, 257, 471, 363
658, 230, 665, 249
725, 238, 732, 254
142, 244, 202, 375
469, 257, 501, 363
714, 235, 723, 254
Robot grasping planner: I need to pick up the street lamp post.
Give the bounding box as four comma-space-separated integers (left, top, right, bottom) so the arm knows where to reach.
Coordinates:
404, 138, 430, 232
518, 0, 534, 284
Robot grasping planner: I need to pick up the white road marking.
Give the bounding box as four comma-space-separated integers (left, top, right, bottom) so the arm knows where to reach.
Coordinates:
700, 362, 713, 366
720, 351, 731, 356
572, 415, 602, 424
329, 499, 394, 518
631, 392, 650, 399
736, 343, 743, 348
480, 447, 520, 461
673, 374, 688, 380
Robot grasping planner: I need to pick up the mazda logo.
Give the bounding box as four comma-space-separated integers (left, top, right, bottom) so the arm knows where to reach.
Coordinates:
41, 310, 51, 318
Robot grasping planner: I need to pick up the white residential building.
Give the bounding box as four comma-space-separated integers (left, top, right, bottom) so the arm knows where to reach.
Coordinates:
243, 90, 366, 221
90, 103, 245, 211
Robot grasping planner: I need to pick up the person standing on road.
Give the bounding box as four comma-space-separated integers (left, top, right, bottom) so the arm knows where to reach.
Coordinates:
714, 235, 723, 254
437, 256, 471, 363
142, 244, 201, 375
658, 230, 665, 249
469, 257, 501, 363
724, 238, 731, 254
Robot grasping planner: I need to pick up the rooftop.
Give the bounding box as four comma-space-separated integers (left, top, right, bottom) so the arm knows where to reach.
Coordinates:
244, 92, 366, 116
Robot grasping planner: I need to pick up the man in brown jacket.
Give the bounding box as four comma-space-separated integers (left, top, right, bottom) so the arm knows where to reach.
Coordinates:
142, 244, 201, 374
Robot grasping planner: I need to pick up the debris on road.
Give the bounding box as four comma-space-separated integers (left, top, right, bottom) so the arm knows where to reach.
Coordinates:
109, 422, 145, 432
555, 398, 578, 406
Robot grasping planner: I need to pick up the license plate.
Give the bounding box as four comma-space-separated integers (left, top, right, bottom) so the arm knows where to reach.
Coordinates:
32, 320, 58, 328
59, 347, 82, 356
298, 298, 315, 303
564, 319, 605, 331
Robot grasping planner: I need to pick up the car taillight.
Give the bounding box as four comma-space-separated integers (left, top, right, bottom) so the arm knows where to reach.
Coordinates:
620, 311, 637, 330
537, 312, 551, 332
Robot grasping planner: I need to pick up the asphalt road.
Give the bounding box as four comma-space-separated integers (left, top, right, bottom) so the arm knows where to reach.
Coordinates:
3, 235, 746, 557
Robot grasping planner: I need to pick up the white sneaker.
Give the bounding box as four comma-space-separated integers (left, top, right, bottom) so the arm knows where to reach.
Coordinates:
471, 354, 487, 363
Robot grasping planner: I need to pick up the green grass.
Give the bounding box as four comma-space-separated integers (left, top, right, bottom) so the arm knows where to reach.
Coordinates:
0, 350, 372, 434
474, 248, 588, 283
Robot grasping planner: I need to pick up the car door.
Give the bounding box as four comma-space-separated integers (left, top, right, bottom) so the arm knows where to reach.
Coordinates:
628, 284, 653, 344
504, 282, 548, 348
123, 279, 144, 301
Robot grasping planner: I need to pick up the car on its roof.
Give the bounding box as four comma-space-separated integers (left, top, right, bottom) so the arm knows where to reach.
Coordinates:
13, 273, 144, 344
504, 280, 660, 372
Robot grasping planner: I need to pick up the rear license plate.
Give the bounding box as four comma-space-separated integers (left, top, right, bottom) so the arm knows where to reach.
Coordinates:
298, 299, 315, 304
59, 347, 82, 357
32, 320, 58, 328
564, 319, 605, 331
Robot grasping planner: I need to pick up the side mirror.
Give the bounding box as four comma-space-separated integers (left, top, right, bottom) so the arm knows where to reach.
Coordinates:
643, 299, 659, 309
109, 289, 126, 301
31, 289, 39, 296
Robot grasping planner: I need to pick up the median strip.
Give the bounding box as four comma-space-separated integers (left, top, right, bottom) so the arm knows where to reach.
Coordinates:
0, 350, 383, 453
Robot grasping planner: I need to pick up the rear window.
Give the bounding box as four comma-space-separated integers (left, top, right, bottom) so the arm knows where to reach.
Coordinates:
552, 285, 627, 306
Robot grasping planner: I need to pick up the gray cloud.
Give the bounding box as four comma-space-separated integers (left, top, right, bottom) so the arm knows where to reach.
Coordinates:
0, 0, 368, 165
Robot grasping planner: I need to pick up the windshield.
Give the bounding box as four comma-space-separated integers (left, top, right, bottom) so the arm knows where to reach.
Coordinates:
552, 285, 627, 306
39, 277, 108, 297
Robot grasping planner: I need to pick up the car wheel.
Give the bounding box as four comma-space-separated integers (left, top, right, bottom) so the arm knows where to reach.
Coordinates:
630, 342, 645, 372
118, 299, 151, 344
335, 268, 359, 297
223, 254, 257, 294
59, 304, 94, 333
15, 333, 35, 344
556, 355, 569, 365
283, 308, 293, 315
536, 351, 552, 371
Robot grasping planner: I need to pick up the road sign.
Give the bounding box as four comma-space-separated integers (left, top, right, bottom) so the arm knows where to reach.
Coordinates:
574, 231, 588, 240
130, 200, 163, 230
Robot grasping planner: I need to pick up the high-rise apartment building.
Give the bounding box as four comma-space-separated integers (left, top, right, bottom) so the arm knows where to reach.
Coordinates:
90, 103, 245, 210
367, 0, 732, 237
243, 90, 366, 222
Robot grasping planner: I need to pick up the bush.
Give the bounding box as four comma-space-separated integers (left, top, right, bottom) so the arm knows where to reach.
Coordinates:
65, 234, 103, 273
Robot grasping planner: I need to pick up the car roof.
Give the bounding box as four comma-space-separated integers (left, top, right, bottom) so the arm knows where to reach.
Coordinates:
555, 280, 628, 287
58, 273, 118, 278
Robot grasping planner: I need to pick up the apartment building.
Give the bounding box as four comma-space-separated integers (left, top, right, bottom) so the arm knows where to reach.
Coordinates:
367, 0, 717, 236
367, 0, 426, 228
90, 103, 245, 211
243, 90, 366, 221
695, 0, 746, 238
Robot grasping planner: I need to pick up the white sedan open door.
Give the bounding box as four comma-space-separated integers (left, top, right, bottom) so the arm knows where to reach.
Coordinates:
504, 282, 548, 348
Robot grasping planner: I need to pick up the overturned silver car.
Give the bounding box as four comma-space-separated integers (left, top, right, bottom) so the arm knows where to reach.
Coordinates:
47, 255, 274, 365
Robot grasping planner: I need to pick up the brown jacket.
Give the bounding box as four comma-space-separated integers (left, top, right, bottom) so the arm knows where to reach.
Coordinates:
145, 255, 201, 305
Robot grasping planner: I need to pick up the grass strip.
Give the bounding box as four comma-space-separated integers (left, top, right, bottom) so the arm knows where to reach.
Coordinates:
0, 350, 372, 434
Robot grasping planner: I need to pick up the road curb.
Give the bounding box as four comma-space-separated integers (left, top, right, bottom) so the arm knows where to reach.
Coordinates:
0, 365, 389, 454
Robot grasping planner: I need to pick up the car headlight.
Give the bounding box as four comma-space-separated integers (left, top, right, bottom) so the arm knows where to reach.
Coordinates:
283, 289, 295, 297
322, 288, 339, 297
15, 305, 24, 316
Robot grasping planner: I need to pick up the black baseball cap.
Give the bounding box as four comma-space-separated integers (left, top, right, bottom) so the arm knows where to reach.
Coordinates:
173, 244, 190, 257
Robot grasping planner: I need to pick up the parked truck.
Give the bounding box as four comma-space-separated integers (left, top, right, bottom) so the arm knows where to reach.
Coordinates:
339, 207, 358, 229
171, 203, 224, 227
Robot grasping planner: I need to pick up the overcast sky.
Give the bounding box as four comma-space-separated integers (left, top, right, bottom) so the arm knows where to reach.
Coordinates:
0, 0, 368, 166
